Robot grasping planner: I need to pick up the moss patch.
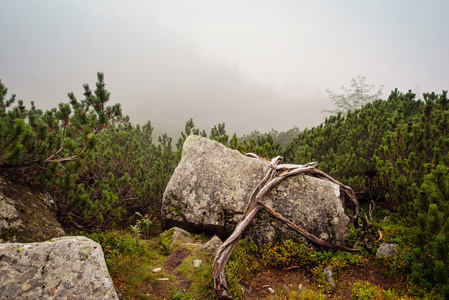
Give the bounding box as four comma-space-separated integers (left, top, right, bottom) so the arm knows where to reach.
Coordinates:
1, 227, 17, 241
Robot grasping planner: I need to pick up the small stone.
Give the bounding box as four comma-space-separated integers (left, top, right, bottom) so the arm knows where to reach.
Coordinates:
298, 284, 302, 290
376, 243, 398, 259
192, 259, 203, 269
152, 267, 161, 273
159, 227, 194, 248
323, 266, 335, 287
267, 287, 275, 295
199, 235, 223, 253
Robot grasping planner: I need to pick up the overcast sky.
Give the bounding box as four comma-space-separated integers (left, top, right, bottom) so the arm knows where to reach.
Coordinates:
1, 1, 448, 137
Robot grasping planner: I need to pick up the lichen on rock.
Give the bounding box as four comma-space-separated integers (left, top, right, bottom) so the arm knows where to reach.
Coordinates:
162, 136, 351, 249
0, 236, 118, 299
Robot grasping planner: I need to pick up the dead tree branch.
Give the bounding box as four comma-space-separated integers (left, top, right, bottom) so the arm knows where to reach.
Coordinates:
212, 155, 366, 299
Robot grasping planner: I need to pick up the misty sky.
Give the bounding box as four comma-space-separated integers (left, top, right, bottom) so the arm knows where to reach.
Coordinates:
1, 1, 448, 138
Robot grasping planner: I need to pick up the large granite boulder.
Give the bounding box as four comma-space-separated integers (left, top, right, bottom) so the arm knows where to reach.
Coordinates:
162, 136, 351, 248
0, 236, 118, 299
0, 176, 66, 243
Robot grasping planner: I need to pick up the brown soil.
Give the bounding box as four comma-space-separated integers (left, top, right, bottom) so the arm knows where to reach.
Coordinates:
162, 247, 193, 295
329, 260, 410, 299
238, 260, 410, 299
164, 248, 191, 272
241, 267, 313, 299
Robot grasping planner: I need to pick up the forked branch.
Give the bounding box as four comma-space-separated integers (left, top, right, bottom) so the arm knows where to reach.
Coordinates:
212, 154, 365, 299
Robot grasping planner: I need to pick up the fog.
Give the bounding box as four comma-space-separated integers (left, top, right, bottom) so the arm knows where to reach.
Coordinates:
1, 1, 448, 138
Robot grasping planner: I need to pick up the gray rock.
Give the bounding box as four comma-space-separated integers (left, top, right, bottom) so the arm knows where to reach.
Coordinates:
376, 243, 398, 258
170, 227, 194, 243
199, 235, 223, 253
0, 236, 118, 299
160, 227, 194, 250
323, 266, 335, 287
163, 136, 269, 239
162, 136, 350, 248
0, 176, 66, 243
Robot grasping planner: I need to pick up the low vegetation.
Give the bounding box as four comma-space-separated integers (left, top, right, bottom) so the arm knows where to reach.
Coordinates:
81, 226, 422, 299
1, 74, 448, 298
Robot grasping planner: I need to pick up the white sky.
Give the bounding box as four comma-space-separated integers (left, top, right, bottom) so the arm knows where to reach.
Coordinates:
1, 0, 448, 137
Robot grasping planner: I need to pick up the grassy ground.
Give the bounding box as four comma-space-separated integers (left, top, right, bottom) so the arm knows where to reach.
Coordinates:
78, 218, 441, 300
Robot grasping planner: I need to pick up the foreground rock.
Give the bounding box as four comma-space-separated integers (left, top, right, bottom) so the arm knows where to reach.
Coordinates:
162, 136, 350, 247
0, 176, 66, 243
0, 236, 118, 299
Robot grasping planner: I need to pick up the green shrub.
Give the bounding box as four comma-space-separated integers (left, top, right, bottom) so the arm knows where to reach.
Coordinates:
351, 281, 411, 300
262, 240, 363, 273
283, 90, 449, 296
83, 230, 147, 262
226, 239, 260, 299
288, 289, 326, 300
261, 240, 317, 268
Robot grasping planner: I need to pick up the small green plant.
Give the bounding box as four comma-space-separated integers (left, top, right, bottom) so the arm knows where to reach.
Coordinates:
129, 212, 153, 249
171, 293, 192, 300
129, 224, 142, 249
135, 211, 152, 239
351, 281, 411, 300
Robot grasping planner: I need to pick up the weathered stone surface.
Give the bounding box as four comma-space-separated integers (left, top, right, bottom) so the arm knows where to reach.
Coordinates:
160, 227, 194, 251
199, 235, 223, 253
0, 176, 66, 243
162, 136, 269, 238
0, 236, 118, 299
162, 136, 350, 247
323, 266, 335, 287
376, 243, 398, 258
246, 174, 350, 248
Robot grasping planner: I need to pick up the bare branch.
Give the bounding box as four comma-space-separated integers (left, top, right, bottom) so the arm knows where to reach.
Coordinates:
212, 157, 366, 299
212, 206, 262, 300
